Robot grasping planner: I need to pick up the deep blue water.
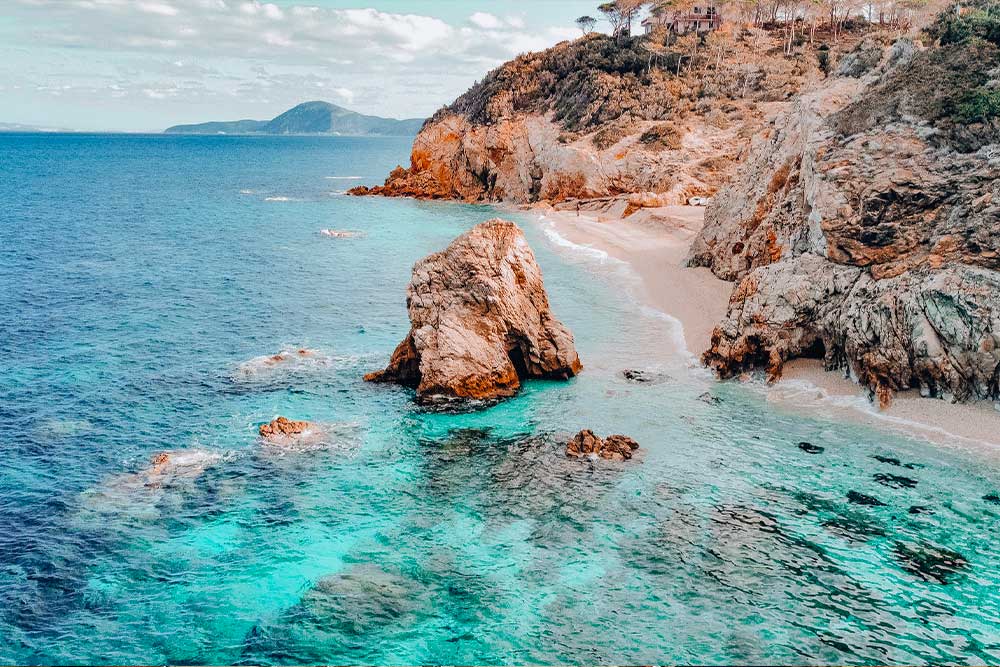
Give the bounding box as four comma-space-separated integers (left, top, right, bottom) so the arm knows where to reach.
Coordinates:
0, 133, 998, 665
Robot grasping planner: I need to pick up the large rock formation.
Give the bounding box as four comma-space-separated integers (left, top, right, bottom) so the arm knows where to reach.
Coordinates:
348, 31, 836, 206
365, 219, 582, 404
690, 34, 1000, 403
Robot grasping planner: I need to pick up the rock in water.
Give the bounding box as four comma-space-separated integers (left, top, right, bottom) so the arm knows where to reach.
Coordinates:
259, 416, 316, 444
565, 430, 639, 461
365, 219, 582, 404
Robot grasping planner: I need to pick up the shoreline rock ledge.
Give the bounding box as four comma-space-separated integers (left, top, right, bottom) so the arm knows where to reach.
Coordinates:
365, 218, 582, 404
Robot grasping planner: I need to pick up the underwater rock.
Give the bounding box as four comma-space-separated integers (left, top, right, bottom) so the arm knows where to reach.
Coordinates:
983, 492, 1000, 505
908, 505, 935, 515
565, 430, 639, 461
873, 472, 918, 489
847, 490, 886, 507
298, 564, 425, 635
821, 514, 886, 542
365, 219, 581, 404
872, 455, 919, 469
797, 441, 824, 454
622, 369, 671, 384
698, 392, 721, 405
893, 541, 968, 584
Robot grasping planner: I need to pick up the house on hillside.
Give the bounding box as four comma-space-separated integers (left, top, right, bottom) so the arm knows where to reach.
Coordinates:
642, 5, 723, 35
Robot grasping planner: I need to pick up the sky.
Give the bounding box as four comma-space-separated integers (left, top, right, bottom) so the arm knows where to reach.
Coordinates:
0, 0, 605, 132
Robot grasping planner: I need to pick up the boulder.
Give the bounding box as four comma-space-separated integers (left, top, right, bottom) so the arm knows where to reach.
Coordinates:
565, 429, 639, 461
259, 416, 316, 443
365, 219, 582, 404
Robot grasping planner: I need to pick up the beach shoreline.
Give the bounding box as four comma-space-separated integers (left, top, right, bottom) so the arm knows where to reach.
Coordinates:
528, 203, 1000, 456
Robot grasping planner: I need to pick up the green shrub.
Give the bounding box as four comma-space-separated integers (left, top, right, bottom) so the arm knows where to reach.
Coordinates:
956, 87, 1000, 122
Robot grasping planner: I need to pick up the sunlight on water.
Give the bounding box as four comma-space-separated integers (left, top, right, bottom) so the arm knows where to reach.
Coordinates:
0, 134, 998, 664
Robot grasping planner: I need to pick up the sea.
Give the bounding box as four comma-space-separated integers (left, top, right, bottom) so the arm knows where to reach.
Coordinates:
1, 132, 998, 664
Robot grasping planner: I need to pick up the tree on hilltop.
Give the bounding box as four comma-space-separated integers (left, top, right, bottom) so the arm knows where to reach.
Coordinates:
576, 15, 599, 34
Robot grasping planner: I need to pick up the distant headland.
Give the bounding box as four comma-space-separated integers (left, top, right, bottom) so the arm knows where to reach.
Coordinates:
164, 101, 425, 136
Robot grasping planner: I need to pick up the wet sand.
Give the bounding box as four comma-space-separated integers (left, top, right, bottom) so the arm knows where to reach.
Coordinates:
535, 204, 1000, 456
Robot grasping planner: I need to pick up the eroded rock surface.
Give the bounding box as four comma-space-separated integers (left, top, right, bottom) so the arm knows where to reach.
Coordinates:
565, 429, 640, 461
365, 219, 581, 404
691, 37, 1000, 404
259, 416, 321, 447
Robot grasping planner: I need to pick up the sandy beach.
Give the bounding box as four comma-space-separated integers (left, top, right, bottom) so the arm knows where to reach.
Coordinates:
534, 204, 1000, 456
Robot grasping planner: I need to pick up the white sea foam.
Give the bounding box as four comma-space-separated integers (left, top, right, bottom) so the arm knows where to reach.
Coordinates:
239, 189, 257, 195
258, 421, 362, 455
231, 348, 333, 382
264, 196, 295, 202
320, 229, 365, 238
537, 215, 623, 265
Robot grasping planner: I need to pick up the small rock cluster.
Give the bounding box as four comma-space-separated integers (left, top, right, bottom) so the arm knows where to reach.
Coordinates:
565, 429, 639, 461
259, 416, 315, 442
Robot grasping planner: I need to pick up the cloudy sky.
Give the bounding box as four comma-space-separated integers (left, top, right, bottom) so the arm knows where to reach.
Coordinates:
0, 0, 603, 132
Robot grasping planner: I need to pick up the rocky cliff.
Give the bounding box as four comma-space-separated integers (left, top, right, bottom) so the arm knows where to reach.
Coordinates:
691, 29, 1000, 403
365, 219, 581, 404
350, 31, 829, 205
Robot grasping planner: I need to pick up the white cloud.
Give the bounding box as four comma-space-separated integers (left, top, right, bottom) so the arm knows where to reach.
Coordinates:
3, 0, 591, 128
469, 11, 503, 29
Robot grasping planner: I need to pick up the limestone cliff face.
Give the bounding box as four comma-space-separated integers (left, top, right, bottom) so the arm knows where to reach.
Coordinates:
691, 37, 1000, 403
365, 219, 582, 404
349, 32, 813, 206
350, 111, 747, 205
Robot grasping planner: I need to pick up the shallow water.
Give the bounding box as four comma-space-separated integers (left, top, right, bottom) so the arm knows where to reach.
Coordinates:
1, 133, 998, 665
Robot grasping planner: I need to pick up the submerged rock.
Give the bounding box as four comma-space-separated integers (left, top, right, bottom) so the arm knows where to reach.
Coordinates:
847, 490, 886, 507
873, 472, 918, 489
622, 368, 672, 384
565, 429, 639, 461
908, 505, 935, 515
797, 441, 824, 454
872, 455, 919, 470
893, 541, 968, 584
984, 492, 1000, 505
698, 392, 721, 405
365, 219, 581, 404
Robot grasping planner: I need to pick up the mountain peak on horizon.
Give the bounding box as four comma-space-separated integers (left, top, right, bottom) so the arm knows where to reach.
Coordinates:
164, 101, 424, 136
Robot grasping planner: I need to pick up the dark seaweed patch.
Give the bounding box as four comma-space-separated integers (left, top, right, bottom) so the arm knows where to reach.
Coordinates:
797, 442, 824, 454
873, 473, 918, 489
872, 455, 920, 469
847, 491, 886, 506
893, 542, 968, 584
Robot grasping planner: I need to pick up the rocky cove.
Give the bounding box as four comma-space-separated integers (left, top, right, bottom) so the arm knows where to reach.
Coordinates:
351, 8, 1000, 419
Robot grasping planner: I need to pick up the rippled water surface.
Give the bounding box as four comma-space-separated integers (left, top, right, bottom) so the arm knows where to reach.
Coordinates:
1, 133, 999, 665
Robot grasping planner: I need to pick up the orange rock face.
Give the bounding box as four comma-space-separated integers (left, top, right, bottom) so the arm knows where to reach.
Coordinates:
566, 430, 640, 461
365, 219, 581, 405
259, 416, 314, 441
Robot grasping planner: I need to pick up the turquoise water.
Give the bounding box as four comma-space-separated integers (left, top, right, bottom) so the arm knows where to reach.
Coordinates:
1, 133, 999, 665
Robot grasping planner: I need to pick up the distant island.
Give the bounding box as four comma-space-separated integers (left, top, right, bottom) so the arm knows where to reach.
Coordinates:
0, 122, 74, 133
164, 101, 425, 136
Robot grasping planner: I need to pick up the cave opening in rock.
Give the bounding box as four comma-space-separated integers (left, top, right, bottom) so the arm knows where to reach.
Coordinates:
507, 344, 530, 380
801, 337, 826, 360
